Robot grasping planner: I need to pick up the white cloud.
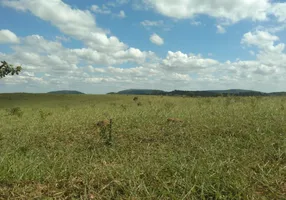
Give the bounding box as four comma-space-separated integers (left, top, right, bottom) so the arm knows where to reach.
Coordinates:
2, 0, 126, 53
4, 30, 283, 94
254, 64, 279, 75
90, 5, 111, 14
55, 35, 70, 42
106, 0, 129, 7
118, 10, 126, 18
2, 74, 47, 85
1, 0, 155, 66
141, 20, 164, 27
72, 47, 154, 65
255, 24, 286, 34
86, 65, 106, 73
160, 51, 218, 72
141, 20, 171, 31
268, 3, 286, 22
216, 25, 226, 34
190, 20, 202, 26
0, 32, 159, 91
143, 0, 270, 23
249, 50, 255, 56
241, 31, 283, 52
162, 72, 191, 82
0, 29, 19, 44
16, 35, 64, 53
150, 33, 164, 45
90, 5, 126, 19
84, 77, 118, 84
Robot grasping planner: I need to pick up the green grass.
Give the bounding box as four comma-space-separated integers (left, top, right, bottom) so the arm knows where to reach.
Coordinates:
0, 93, 285, 199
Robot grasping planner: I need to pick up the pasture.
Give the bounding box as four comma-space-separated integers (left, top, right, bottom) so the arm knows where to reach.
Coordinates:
0, 93, 285, 199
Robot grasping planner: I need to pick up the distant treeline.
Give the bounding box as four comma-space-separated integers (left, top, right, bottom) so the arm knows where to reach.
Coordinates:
108, 89, 286, 97
45, 89, 286, 97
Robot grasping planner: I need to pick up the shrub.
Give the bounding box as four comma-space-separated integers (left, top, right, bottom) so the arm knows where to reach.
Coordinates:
39, 109, 52, 120
7, 107, 23, 117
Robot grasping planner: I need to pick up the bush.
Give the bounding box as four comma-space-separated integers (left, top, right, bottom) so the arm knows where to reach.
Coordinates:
7, 107, 23, 117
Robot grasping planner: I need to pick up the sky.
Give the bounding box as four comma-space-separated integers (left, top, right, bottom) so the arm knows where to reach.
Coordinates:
0, 0, 286, 94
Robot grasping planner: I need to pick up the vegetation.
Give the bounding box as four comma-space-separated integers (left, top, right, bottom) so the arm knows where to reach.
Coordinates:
0, 93, 285, 199
113, 89, 286, 97
115, 89, 165, 95
0, 61, 22, 78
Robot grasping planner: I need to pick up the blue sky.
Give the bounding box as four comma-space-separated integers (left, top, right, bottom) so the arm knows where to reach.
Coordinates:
0, 0, 286, 93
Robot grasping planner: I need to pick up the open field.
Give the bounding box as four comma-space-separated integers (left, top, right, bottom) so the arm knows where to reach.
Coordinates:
0, 93, 285, 199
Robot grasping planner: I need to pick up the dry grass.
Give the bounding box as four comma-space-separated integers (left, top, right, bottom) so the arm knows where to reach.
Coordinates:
0, 93, 285, 199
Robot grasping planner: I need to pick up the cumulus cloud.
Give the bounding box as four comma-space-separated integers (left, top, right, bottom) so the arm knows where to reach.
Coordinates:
2, 0, 126, 53
0, 29, 20, 44
1, 0, 155, 66
72, 47, 156, 66
241, 31, 284, 52
150, 33, 164, 45
15, 35, 64, 53
268, 3, 286, 22
160, 51, 218, 72
143, 0, 270, 23
2, 74, 47, 86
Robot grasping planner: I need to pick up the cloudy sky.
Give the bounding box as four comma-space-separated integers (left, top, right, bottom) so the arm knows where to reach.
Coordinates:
0, 0, 286, 94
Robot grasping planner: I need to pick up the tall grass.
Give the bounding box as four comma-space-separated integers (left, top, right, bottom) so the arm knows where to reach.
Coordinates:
0, 94, 285, 199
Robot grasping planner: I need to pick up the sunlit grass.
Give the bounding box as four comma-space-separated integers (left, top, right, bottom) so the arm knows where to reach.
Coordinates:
0, 93, 285, 199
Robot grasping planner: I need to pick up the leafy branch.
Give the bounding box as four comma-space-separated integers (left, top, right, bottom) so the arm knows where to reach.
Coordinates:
0, 61, 22, 78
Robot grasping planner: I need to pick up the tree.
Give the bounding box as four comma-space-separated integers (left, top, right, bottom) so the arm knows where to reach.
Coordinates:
0, 61, 22, 78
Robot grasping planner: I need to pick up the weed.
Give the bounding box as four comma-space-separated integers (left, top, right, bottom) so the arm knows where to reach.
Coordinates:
133, 96, 138, 102
39, 109, 52, 120
7, 107, 23, 117
96, 119, 113, 145
120, 104, 127, 111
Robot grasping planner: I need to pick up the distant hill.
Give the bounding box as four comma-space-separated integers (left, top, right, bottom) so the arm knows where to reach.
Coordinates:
204, 89, 261, 94
117, 89, 165, 95
110, 89, 286, 97
47, 90, 84, 94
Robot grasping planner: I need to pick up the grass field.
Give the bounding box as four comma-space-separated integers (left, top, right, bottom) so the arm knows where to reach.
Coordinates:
0, 93, 285, 199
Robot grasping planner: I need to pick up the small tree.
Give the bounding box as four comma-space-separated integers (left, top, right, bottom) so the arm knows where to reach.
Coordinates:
0, 61, 22, 78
